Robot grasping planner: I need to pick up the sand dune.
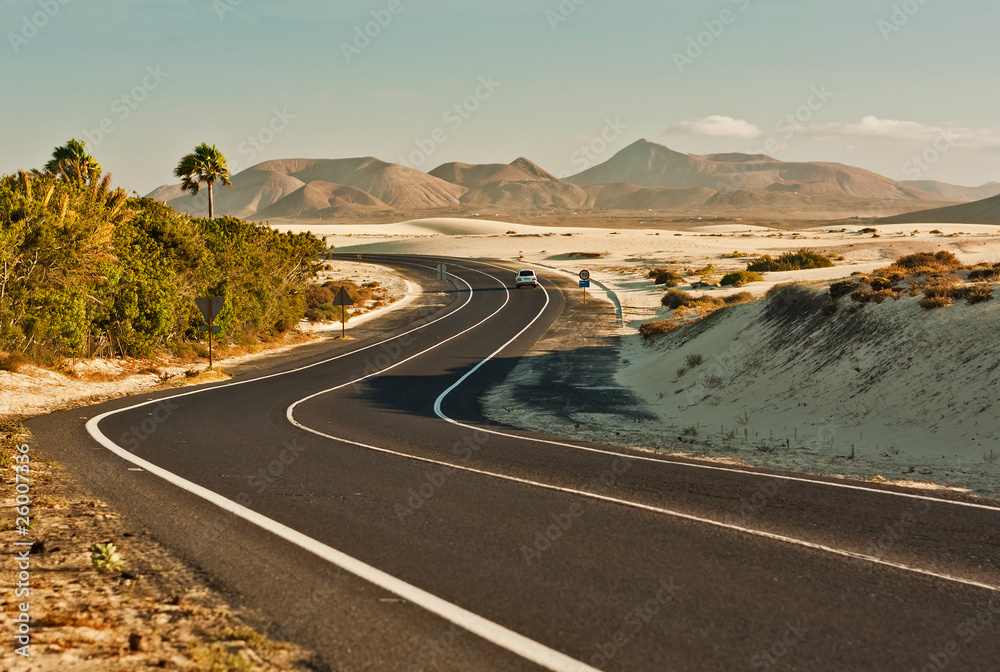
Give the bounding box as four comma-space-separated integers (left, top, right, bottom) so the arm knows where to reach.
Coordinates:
881, 192, 1000, 225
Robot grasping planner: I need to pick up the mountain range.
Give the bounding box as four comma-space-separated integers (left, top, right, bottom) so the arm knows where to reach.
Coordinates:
148, 139, 1000, 223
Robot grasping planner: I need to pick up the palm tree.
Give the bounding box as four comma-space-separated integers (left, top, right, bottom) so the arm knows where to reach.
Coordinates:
43, 139, 103, 184
174, 143, 232, 219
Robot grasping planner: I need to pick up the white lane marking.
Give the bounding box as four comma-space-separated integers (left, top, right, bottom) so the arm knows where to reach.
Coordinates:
85, 413, 599, 672
291, 266, 999, 593
88, 263, 599, 672
289, 423, 1000, 594
439, 259, 1000, 513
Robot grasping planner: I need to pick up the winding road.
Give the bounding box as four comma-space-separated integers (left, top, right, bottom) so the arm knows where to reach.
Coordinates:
28, 255, 1000, 671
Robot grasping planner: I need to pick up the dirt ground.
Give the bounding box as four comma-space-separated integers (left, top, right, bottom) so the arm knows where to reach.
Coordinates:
0, 422, 321, 671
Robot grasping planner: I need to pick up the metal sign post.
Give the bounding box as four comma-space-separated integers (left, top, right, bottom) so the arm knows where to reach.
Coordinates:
331, 287, 355, 338
579, 270, 591, 304
195, 297, 225, 369
438, 264, 447, 292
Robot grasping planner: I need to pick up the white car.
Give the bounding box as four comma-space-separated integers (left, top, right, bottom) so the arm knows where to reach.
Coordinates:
515, 269, 538, 288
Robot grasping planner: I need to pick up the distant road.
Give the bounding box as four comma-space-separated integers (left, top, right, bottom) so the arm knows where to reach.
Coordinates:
30, 255, 1000, 671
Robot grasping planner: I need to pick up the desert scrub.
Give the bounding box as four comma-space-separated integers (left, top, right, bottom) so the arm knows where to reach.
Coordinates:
873, 251, 963, 279
639, 320, 680, 343
829, 280, 856, 300
851, 288, 899, 304
647, 268, 683, 286
746, 248, 835, 272
720, 271, 764, 287
685, 353, 705, 367
920, 295, 953, 310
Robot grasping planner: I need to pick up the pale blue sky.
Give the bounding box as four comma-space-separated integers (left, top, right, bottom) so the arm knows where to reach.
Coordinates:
3, 0, 999, 193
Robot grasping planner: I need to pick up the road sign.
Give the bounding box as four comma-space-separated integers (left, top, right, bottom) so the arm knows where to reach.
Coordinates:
331, 287, 354, 306
331, 287, 354, 337
195, 297, 225, 369
579, 270, 591, 281
195, 297, 224, 322
579, 280, 591, 288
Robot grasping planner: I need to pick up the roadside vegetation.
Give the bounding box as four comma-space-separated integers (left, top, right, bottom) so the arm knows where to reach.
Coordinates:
641, 249, 1000, 345
746, 248, 835, 272
0, 140, 324, 365
824, 251, 997, 313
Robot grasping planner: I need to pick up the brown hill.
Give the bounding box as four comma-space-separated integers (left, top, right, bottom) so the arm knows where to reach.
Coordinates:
430, 157, 558, 188
248, 158, 466, 210
149, 157, 465, 217
565, 139, 942, 201
253, 181, 395, 220
900, 180, 1000, 202
157, 169, 306, 218
459, 181, 589, 210
880, 193, 1000, 225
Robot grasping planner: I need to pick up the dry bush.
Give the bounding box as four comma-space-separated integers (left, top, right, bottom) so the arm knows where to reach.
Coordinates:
647, 268, 683, 286
851, 288, 899, 304
0, 352, 30, 373
829, 280, 856, 300
920, 295, 953, 310
870, 277, 895, 291
723, 292, 755, 306
639, 320, 680, 342
874, 251, 963, 280
966, 282, 994, 304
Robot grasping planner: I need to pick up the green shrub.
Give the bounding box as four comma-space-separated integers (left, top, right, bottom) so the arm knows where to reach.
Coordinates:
720, 271, 764, 287
746, 249, 835, 272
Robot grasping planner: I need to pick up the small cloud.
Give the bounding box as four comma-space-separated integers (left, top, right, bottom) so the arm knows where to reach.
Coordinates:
798, 116, 1000, 148
666, 115, 762, 139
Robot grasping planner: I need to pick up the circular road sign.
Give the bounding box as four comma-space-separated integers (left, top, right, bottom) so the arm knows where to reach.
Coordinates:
579, 270, 591, 281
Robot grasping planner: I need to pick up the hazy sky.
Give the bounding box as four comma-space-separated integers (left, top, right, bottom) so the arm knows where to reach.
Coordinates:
3, 0, 1000, 194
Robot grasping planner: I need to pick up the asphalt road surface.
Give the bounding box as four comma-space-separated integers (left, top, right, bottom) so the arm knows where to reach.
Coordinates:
28, 255, 1000, 671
